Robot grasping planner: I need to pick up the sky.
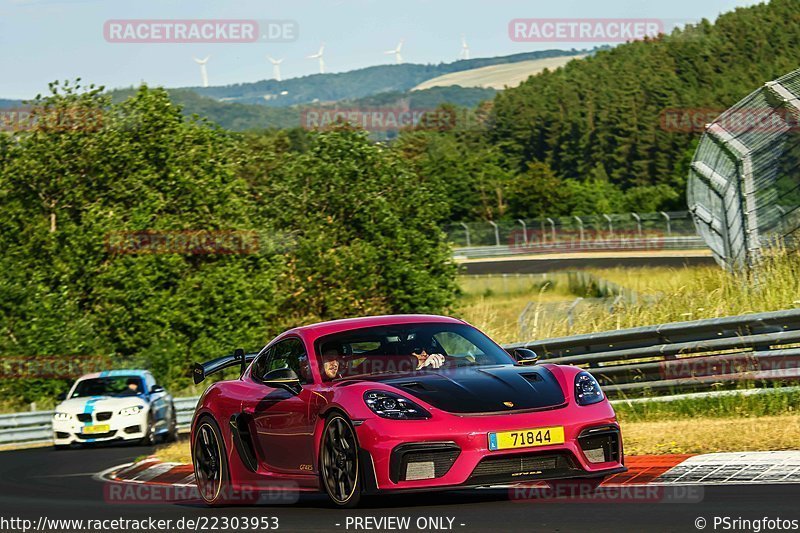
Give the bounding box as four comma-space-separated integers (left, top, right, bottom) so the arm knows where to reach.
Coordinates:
0, 0, 764, 99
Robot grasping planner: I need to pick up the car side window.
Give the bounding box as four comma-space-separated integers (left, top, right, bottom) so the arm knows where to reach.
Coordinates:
144, 373, 157, 393
256, 338, 312, 384
251, 346, 272, 382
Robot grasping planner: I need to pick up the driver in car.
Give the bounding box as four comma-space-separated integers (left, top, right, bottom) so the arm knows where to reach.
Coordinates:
126, 377, 141, 394
411, 347, 446, 370
322, 349, 345, 380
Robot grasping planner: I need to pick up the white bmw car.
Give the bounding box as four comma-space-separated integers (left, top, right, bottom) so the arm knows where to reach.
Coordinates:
52, 370, 178, 449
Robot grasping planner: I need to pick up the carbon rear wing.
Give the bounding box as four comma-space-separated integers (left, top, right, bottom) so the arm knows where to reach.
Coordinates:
192, 348, 259, 384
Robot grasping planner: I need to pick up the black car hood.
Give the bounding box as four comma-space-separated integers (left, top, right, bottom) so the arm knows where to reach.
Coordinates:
358, 365, 566, 414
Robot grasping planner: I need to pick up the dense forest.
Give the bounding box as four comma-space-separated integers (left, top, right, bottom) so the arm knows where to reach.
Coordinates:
402, 0, 800, 220
0, 85, 457, 403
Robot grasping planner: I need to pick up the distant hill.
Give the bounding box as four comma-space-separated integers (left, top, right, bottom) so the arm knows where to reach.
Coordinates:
0, 99, 23, 109
109, 85, 496, 132
413, 55, 587, 91
186, 49, 589, 108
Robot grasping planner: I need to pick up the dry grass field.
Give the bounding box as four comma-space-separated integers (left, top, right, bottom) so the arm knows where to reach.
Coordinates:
413, 56, 585, 91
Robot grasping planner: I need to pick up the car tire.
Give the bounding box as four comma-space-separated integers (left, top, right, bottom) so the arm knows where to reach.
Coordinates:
53, 444, 69, 451
166, 404, 179, 443
139, 412, 156, 446
192, 416, 230, 506
320, 412, 361, 508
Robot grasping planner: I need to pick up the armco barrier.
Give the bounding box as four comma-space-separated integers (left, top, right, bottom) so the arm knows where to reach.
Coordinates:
3, 308, 800, 445
506, 307, 800, 394
453, 236, 707, 259
0, 397, 200, 446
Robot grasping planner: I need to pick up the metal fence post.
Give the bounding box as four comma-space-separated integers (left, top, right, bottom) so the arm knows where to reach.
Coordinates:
631, 212, 642, 237
460, 222, 471, 247
546, 217, 556, 242
574, 216, 584, 243
660, 211, 671, 236
488, 220, 500, 247
602, 214, 613, 236
517, 219, 528, 246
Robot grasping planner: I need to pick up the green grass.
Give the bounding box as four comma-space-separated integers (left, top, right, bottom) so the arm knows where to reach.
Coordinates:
456, 247, 800, 344
613, 388, 800, 423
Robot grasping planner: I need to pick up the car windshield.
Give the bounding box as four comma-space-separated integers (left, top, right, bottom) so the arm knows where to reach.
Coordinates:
316, 322, 513, 381
70, 376, 145, 398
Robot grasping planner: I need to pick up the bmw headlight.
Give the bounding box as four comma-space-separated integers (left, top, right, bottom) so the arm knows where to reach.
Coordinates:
53, 412, 72, 421
118, 405, 144, 416
364, 390, 431, 420
574, 372, 604, 405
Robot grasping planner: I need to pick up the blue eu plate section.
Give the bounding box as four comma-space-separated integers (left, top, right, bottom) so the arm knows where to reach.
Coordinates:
488, 432, 498, 451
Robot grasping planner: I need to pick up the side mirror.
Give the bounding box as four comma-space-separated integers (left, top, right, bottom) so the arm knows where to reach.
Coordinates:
261, 367, 302, 396
513, 348, 540, 365
150, 385, 165, 394
56, 392, 67, 402
234, 347, 246, 374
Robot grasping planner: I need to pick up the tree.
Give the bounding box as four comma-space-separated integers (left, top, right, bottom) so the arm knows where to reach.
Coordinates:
257, 126, 458, 322
506, 161, 569, 218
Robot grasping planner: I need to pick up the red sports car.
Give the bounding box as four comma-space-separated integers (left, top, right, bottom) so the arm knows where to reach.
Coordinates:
190, 314, 625, 507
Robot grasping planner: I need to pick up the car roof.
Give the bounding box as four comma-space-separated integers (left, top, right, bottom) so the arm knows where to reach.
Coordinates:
289, 314, 466, 339
78, 370, 150, 380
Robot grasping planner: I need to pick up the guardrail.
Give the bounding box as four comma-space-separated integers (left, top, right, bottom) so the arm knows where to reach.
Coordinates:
3, 308, 800, 446
506, 308, 800, 395
0, 397, 201, 446
453, 236, 708, 259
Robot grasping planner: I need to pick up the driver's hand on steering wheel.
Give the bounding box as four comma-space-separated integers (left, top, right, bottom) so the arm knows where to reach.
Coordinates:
413, 350, 445, 370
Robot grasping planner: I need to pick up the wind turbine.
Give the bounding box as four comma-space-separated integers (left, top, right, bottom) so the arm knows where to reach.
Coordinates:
384, 39, 404, 64
307, 43, 325, 74
459, 35, 470, 60
267, 56, 284, 81
193, 56, 210, 87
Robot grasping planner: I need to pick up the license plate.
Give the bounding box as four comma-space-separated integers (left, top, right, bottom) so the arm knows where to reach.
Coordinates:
488, 426, 565, 451
82, 424, 110, 435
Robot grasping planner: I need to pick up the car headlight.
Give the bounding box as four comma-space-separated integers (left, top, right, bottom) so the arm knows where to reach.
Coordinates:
118, 405, 144, 416
363, 390, 431, 420
53, 412, 72, 421
574, 371, 604, 405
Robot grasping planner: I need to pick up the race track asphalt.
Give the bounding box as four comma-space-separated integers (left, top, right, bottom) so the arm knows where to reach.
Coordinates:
0, 443, 798, 533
